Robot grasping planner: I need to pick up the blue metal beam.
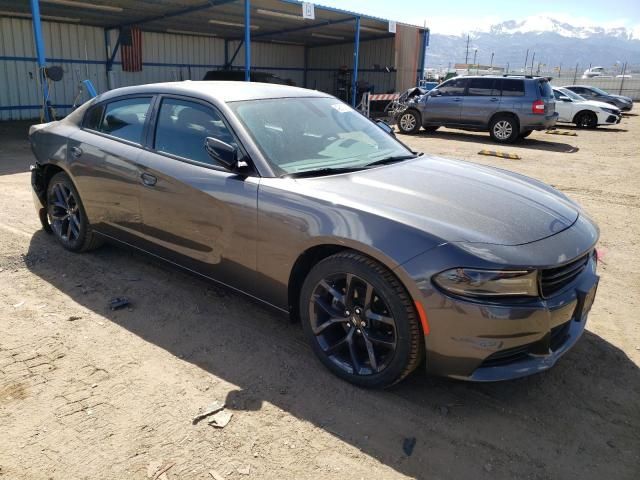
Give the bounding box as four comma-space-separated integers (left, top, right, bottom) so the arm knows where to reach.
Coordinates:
244, 0, 251, 81
29, 0, 50, 121
417, 29, 429, 85
351, 16, 360, 107
107, 0, 237, 29
250, 16, 355, 40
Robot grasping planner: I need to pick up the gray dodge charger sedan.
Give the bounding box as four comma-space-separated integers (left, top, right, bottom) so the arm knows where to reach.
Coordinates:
29, 81, 599, 388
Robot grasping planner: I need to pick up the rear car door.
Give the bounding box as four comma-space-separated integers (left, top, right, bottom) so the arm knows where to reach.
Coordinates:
497, 78, 526, 113
422, 78, 467, 125
459, 77, 501, 127
135, 95, 259, 291
67, 96, 152, 242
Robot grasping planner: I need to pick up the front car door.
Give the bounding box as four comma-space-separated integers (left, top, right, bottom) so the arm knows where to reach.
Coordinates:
135, 95, 259, 292
459, 77, 501, 127
67, 96, 153, 242
421, 78, 467, 125
553, 89, 575, 122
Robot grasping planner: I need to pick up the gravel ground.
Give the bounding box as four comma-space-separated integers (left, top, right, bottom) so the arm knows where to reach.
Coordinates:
0, 115, 638, 480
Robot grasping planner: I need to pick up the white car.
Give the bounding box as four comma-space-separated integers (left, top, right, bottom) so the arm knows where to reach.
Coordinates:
552, 87, 621, 128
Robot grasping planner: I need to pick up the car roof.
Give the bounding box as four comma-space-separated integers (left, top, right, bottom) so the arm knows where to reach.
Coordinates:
94, 81, 332, 103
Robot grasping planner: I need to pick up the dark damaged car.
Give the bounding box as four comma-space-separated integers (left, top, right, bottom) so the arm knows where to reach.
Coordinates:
29, 81, 599, 388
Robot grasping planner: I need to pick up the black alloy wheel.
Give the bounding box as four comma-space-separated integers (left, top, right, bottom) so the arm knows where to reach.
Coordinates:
300, 252, 423, 388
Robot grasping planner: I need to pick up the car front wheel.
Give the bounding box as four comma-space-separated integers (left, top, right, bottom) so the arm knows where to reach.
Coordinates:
574, 111, 598, 129
300, 251, 424, 388
397, 110, 421, 134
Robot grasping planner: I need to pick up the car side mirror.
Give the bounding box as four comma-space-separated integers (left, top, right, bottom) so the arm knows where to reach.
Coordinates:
376, 120, 395, 136
559, 96, 571, 102
205, 137, 241, 169
429, 89, 442, 97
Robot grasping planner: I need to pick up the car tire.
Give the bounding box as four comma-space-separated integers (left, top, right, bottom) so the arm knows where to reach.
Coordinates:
489, 114, 519, 143
422, 126, 440, 133
299, 251, 424, 388
574, 111, 598, 129
46, 172, 103, 252
397, 110, 422, 134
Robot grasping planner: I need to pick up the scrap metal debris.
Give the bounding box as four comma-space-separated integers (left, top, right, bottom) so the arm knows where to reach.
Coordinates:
209, 470, 225, 480
403, 437, 416, 456
192, 400, 225, 425
109, 297, 130, 310
208, 410, 233, 428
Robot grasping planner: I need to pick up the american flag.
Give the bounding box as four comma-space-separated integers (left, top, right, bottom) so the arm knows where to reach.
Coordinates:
121, 26, 142, 72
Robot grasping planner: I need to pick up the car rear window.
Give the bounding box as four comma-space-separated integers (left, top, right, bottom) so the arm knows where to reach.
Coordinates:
538, 80, 553, 99
97, 97, 152, 144
500, 79, 525, 96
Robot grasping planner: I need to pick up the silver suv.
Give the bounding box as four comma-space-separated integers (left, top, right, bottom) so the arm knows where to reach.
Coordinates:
397, 75, 558, 143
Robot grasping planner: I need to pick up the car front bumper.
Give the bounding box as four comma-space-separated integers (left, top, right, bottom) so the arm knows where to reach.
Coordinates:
397, 215, 599, 381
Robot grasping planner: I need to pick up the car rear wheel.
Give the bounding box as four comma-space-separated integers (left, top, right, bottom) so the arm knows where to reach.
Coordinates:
300, 251, 424, 388
574, 111, 598, 129
397, 110, 421, 134
489, 115, 519, 143
46, 172, 103, 252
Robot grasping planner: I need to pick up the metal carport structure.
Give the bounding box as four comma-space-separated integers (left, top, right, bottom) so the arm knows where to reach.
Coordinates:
0, 0, 429, 120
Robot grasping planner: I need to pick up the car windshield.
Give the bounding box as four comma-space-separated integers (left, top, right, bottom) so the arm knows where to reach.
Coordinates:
558, 88, 584, 101
589, 86, 609, 96
228, 97, 412, 175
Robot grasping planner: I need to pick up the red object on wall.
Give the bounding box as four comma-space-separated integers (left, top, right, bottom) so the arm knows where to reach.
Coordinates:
121, 27, 142, 72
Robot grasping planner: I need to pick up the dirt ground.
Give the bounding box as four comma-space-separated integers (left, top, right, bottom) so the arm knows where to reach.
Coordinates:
0, 115, 639, 480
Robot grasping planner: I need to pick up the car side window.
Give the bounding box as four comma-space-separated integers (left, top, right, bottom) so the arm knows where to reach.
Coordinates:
467, 78, 498, 96
154, 98, 237, 166
500, 79, 525, 97
83, 103, 105, 130
437, 78, 467, 96
97, 97, 152, 144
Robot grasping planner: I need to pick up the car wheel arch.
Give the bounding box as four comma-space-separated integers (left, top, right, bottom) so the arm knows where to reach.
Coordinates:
572, 109, 597, 124
489, 111, 519, 130
287, 242, 415, 323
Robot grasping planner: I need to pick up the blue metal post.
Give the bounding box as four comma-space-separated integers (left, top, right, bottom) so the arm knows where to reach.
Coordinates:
244, 0, 251, 81
417, 29, 429, 85
29, 0, 50, 121
351, 16, 360, 107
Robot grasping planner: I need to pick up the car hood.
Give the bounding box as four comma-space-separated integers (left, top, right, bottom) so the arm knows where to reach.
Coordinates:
608, 94, 632, 103
294, 156, 579, 246
582, 100, 621, 112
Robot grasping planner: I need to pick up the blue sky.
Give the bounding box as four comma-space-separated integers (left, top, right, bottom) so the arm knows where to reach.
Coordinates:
314, 0, 640, 35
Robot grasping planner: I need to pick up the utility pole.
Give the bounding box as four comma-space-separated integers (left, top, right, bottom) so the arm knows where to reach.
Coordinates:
524, 48, 529, 73
464, 34, 470, 64
573, 63, 579, 83
619, 61, 627, 95
506, 62, 510, 74
490, 51, 494, 71
530, 51, 535, 75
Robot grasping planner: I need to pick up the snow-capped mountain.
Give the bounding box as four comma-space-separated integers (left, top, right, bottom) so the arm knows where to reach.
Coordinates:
487, 16, 634, 40
425, 16, 640, 70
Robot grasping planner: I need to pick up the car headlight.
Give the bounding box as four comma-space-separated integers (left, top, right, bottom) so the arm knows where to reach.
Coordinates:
433, 268, 539, 297
601, 107, 619, 114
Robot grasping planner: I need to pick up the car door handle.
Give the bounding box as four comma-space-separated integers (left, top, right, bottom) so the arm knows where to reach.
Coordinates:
490, 97, 499, 102
452, 98, 462, 102
140, 172, 157, 187
70, 146, 83, 158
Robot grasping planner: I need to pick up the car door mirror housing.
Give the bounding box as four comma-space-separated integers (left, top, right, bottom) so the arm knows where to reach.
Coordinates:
376, 120, 395, 136
430, 89, 442, 97
205, 137, 238, 169
559, 96, 571, 102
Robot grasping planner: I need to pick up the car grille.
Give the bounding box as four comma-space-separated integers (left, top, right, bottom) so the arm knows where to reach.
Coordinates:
539, 253, 590, 298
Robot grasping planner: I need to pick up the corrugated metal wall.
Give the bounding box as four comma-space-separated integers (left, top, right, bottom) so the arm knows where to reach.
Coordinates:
0, 17, 305, 120
307, 38, 396, 96
0, 17, 106, 121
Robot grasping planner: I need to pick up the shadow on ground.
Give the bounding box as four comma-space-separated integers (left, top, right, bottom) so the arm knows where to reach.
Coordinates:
407, 128, 581, 153
0, 121, 34, 176
23, 231, 640, 479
